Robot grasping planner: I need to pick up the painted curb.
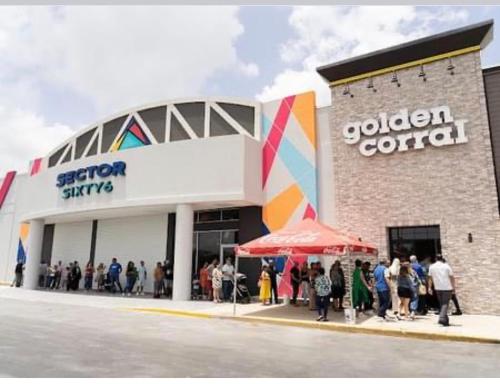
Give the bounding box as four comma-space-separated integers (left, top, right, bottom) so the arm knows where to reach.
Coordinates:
129, 306, 500, 345
127, 307, 214, 319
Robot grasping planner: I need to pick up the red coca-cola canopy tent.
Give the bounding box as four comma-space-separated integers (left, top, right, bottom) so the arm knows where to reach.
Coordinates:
235, 218, 377, 257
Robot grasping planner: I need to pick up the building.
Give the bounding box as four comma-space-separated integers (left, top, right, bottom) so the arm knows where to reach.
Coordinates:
317, 19, 500, 314
1, 20, 500, 314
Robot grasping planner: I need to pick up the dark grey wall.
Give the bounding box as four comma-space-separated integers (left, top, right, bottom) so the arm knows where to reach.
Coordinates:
483, 66, 500, 215
238, 206, 262, 295
41, 224, 54, 265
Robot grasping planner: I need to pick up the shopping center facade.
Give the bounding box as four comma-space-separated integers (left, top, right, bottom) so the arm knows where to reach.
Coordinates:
1, 20, 500, 313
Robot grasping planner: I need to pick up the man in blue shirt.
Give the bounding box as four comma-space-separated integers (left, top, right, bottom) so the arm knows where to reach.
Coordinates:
108, 257, 123, 294
373, 259, 392, 320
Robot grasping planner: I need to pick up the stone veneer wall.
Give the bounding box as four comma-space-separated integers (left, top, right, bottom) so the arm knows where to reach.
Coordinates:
328, 51, 500, 314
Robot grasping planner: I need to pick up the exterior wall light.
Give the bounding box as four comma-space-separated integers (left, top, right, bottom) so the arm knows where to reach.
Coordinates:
391, 71, 401, 87
468, 233, 473, 243
367, 77, 377, 92
342, 84, 354, 98
447, 58, 455, 75
418, 64, 427, 82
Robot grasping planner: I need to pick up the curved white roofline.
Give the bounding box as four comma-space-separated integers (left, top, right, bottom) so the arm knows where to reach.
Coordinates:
45, 96, 261, 160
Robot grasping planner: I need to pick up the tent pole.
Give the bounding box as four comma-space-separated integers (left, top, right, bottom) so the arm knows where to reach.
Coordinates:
233, 255, 239, 317
346, 246, 354, 316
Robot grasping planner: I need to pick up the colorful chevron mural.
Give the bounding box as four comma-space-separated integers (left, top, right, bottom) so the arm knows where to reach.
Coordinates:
261, 91, 317, 296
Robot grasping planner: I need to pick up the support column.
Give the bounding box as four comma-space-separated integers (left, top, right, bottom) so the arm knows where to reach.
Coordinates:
172, 204, 193, 301
23, 219, 44, 290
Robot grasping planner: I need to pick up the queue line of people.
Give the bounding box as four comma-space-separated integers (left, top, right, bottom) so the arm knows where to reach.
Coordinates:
12, 258, 175, 299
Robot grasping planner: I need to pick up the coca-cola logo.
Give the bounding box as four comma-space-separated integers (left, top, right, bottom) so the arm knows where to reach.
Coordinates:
258, 231, 321, 245
322, 246, 344, 254
277, 248, 294, 255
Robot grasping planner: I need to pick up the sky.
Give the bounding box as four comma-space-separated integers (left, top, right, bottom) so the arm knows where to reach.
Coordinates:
1, 5, 500, 176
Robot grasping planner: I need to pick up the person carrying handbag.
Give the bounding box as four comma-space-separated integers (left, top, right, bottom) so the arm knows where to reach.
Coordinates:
410, 255, 428, 315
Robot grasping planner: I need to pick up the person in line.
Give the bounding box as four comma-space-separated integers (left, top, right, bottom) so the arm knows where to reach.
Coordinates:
315, 267, 332, 321
259, 265, 271, 305
362, 261, 374, 311
46, 265, 56, 289
352, 259, 371, 314
221, 257, 235, 302
206, 259, 217, 301
405, 260, 420, 319
96, 263, 106, 292
123, 261, 138, 297
410, 255, 427, 315
12, 262, 24, 288
267, 260, 279, 305
199, 261, 209, 300
163, 260, 174, 298
428, 254, 456, 326
330, 260, 346, 312
373, 259, 393, 320
290, 261, 301, 306
136, 260, 147, 296
54, 261, 63, 289
84, 262, 95, 292
397, 265, 414, 320
108, 257, 123, 294
309, 262, 319, 311
300, 262, 310, 306
63, 265, 72, 291
71, 261, 82, 291
212, 261, 223, 303
153, 262, 164, 299
388, 258, 401, 316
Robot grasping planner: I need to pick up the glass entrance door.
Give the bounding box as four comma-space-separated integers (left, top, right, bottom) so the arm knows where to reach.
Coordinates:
388, 225, 441, 262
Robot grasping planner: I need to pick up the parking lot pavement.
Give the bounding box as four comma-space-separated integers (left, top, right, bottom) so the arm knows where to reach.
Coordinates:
1, 294, 500, 377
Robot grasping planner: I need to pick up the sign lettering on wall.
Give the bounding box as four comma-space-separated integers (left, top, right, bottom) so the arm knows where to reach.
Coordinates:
56, 161, 126, 199
342, 105, 468, 157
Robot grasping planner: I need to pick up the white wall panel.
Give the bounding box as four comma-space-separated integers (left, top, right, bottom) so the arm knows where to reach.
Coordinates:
94, 214, 168, 293
52, 221, 92, 273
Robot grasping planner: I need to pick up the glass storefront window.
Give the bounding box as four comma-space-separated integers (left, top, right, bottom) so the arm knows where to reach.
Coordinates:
197, 211, 221, 223
195, 208, 240, 223
222, 209, 239, 221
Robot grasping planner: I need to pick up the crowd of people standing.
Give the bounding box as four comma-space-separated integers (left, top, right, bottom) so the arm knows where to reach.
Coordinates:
12, 258, 176, 299
254, 254, 462, 325
197, 257, 236, 303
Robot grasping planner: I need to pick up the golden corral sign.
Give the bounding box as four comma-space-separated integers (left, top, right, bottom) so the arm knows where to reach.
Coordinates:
342, 105, 468, 157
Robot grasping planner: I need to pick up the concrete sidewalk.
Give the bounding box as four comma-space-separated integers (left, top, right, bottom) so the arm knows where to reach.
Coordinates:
1, 286, 499, 344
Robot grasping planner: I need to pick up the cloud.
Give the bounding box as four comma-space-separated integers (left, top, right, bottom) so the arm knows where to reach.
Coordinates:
0, 6, 255, 175
237, 61, 260, 77
0, 106, 73, 175
257, 6, 469, 106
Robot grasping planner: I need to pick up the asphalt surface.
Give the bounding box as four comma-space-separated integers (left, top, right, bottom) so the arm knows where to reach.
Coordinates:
0, 297, 499, 377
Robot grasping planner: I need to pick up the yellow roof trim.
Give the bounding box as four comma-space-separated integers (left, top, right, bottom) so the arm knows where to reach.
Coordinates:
330, 45, 481, 87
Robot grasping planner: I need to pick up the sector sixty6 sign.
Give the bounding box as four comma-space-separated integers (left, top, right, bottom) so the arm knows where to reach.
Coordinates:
56, 161, 126, 199
342, 105, 468, 157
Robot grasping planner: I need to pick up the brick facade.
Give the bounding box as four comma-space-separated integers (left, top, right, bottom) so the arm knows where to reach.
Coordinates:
328, 51, 500, 314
